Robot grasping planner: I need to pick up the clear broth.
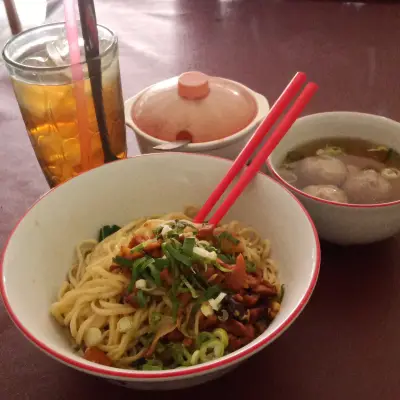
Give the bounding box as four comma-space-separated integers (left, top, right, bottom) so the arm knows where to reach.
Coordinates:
279, 137, 400, 204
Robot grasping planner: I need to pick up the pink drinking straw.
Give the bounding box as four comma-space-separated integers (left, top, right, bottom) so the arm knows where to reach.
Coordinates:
63, 0, 91, 171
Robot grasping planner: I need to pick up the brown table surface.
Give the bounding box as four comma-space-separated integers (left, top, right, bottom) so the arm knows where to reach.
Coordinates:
2, 1, 400, 399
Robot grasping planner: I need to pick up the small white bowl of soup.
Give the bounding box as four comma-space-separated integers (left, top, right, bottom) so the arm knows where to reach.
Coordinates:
124, 71, 270, 160
267, 112, 400, 245
1, 153, 319, 390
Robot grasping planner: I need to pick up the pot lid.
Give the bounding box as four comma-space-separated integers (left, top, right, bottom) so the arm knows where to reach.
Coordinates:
131, 71, 258, 143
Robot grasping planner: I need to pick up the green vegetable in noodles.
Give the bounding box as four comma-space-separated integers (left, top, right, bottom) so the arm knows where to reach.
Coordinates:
180, 275, 198, 298
182, 237, 196, 255
215, 262, 232, 273
217, 253, 235, 265
217, 231, 239, 245
196, 332, 215, 348
141, 360, 163, 370
113, 256, 134, 268
164, 243, 192, 267
98, 225, 121, 242
137, 290, 148, 308
190, 350, 200, 365
130, 242, 146, 254
245, 261, 257, 273
149, 264, 161, 286
213, 328, 229, 348
199, 339, 224, 362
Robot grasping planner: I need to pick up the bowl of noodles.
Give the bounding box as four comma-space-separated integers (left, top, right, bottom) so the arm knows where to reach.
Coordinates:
1, 153, 319, 390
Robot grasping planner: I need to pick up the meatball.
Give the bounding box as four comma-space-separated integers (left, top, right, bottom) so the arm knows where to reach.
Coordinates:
302, 185, 348, 203
298, 155, 348, 186
342, 169, 392, 204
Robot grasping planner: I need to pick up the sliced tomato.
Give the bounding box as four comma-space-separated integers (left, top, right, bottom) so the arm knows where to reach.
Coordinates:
84, 347, 112, 366
224, 253, 247, 291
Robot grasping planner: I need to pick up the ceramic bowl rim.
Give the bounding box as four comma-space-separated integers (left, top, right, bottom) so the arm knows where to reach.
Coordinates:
1, 153, 320, 380
266, 111, 400, 209
124, 77, 269, 151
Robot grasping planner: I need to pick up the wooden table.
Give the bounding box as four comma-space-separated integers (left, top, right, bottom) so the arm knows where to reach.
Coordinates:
1, 1, 400, 399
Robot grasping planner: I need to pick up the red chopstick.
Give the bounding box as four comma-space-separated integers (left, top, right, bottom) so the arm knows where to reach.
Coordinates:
194, 72, 307, 223
197, 81, 318, 226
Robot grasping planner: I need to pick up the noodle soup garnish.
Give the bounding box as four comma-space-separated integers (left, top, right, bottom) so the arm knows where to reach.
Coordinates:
51, 210, 283, 371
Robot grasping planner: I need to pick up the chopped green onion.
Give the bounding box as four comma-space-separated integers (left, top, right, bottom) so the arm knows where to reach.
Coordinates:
384, 148, 394, 163
128, 257, 148, 292
161, 243, 175, 268
180, 275, 199, 298
190, 349, 200, 365
171, 296, 180, 320
217, 253, 235, 265
199, 339, 224, 362
113, 256, 134, 268
203, 285, 221, 301
141, 360, 163, 371
217, 231, 239, 245
137, 290, 148, 308
137, 257, 156, 282
98, 225, 121, 242
213, 328, 229, 348
130, 242, 145, 254
164, 243, 192, 267
149, 264, 161, 286
196, 332, 215, 348
170, 343, 191, 366
182, 237, 196, 255
142, 271, 155, 286
187, 274, 206, 291
152, 226, 163, 237
215, 262, 232, 273
154, 258, 170, 269
245, 261, 257, 273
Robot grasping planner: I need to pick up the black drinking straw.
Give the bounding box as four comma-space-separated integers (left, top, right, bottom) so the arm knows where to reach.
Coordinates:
77, 0, 117, 163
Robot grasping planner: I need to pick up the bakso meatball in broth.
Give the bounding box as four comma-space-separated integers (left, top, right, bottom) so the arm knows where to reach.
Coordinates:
303, 185, 348, 203
342, 169, 392, 204
298, 155, 348, 187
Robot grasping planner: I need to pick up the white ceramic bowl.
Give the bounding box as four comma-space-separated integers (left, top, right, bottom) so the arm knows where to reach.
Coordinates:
267, 112, 400, 245
1, 153, 319, 390
124, 77, 270, 160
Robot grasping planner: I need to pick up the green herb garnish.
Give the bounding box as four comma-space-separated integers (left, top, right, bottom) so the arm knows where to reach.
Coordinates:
180, 275, 198, 298
130, 242, 146, 254
215, 262, 233, 273
137, 290, 148, 308
98, 225, 121, 242
217, 231, 239, 245
113, 256, 134, 268
182, 237, 196, 255
245, 261, 257, 273
171, 295, 180, 320
141, 360, 163, 370
164, 243, 192, 267
217, 253, 235, 265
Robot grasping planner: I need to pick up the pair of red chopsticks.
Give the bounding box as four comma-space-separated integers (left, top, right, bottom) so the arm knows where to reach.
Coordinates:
194, 72, 318, 225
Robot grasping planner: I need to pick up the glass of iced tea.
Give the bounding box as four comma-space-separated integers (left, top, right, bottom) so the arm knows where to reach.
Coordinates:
2, 23, 127, 187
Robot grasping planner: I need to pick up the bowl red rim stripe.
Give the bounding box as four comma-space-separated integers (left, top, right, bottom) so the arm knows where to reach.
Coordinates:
0, 153, 321, 380
266, 159, 400, 208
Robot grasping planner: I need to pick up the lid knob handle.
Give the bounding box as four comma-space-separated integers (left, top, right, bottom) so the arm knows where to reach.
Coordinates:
178, 71, 210, 100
